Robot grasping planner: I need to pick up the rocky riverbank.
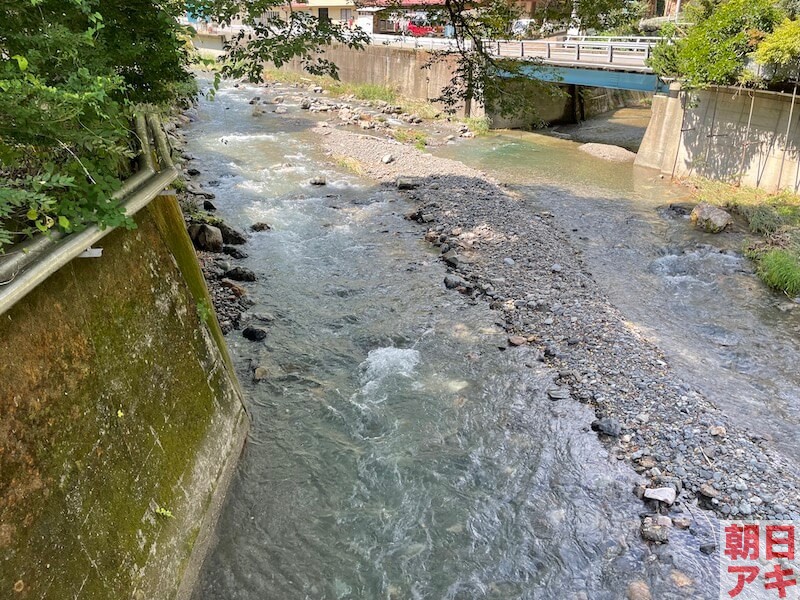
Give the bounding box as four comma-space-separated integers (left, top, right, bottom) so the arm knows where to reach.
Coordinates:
162, 108, 265, 336
312, 126, 800, 540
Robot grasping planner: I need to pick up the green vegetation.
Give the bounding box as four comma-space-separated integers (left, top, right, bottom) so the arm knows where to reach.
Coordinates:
0, 0, 195, 252
392, 129, 429, 151
692, 179, 800, 295
649, 0, 798, 89
755, 249, 800, 295
464, 116, 492, 135
755, 18, 800, 80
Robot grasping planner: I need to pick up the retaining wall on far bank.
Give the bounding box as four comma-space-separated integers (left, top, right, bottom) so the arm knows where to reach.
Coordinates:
0, 194, 248, 599
259, 42, 649, 125
637, 83, 800, 192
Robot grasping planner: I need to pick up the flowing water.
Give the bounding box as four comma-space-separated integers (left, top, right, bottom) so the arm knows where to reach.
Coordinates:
435, 132, 800, 467
181, 82, 756, 599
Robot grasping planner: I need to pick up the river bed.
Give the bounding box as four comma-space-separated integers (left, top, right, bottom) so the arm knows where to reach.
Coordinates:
176, 79, 800, 599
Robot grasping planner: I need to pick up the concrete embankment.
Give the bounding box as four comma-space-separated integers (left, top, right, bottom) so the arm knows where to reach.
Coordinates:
0, 194, 248, 599
195, 33, 648, 125
637, 83, 800, 192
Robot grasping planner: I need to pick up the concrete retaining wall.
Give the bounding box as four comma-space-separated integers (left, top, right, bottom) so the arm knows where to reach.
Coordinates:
637, 84, 800, 192
0, 194, 248, 599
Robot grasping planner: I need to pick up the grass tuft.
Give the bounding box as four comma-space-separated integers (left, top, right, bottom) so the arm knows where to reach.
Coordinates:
463, 116, 491, 135
756, 249, 800, 296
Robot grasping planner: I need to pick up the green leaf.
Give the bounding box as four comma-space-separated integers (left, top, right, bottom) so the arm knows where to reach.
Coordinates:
26, 208, 38, 220
58, 215, 70, 229
11, 55, 28, 72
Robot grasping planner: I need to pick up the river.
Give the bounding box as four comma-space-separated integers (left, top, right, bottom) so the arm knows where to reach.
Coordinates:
179, 79, 800, 599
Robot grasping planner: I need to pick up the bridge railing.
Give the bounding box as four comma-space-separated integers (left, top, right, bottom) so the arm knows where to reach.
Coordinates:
485, 38, 661, 71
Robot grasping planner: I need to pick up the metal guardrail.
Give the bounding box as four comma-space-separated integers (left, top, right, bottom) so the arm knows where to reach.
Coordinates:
487, 37, 659, 72
0, 112, 179, 318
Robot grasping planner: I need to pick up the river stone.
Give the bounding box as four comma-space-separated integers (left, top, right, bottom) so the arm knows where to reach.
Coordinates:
272, 95, 284, 104
274, 105, 288, 114
186, 184, 216, 200
644, 487, 677, 505
640, 516, 669, 543
225, 266, 257, 282
222, 245, 248, 259
578, 143, 637, 162
382, 154, 395, 164
253, 366, 271, 381
203, 200, 217, 211
251, 222, 272, 232
217, 221, 247, 245
699, 483, 720, 499
187, 167, 201, 176
626, 580, 652, 600
690, 203, 733, 233
188, 224, 223, 252
242, 326, 268, 341
443, 250, 459, 267
310, 176, 327, 186
547, 386, 570, 400
508, 335, 527, 347
592, 417, 622, 437
220, 278, 247, 297
444, 274, 467, 289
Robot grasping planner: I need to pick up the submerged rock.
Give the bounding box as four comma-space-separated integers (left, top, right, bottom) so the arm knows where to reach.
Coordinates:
640, 516, 669, 543
251, 222, 272, 232
222, 245, 248, 259
578, 143, 637, 162
626, 580, 653, 600
690, 203, 732, 233
242, 325, 268, 341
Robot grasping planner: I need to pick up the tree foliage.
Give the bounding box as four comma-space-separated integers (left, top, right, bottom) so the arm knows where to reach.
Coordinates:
0, 0, 195, 250
755, 18, 800, 80
648, 0, 786, 88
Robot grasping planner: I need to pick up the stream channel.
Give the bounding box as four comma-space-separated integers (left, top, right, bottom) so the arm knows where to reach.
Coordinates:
185, 80, 799, 599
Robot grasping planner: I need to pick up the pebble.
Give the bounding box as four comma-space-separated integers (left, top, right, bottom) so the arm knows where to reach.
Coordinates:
643, 487, 677, 505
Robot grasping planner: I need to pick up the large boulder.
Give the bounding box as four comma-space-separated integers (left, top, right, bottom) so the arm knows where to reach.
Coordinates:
690, 202, 733, 233
216, 221, 247, 245
188, 224, 223, 252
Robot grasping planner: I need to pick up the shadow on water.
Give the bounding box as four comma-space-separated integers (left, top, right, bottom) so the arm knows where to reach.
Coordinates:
187, 81, 720, 599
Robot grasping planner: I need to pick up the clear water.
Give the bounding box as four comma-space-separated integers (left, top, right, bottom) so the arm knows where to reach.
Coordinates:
435, 131, 800, 466
188, 82, 720, 599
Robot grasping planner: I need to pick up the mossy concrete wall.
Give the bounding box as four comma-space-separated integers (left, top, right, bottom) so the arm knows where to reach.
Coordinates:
0, 195, 248, 599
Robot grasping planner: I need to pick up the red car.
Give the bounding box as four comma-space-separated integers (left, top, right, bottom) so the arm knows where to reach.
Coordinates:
407, 22, 435, 36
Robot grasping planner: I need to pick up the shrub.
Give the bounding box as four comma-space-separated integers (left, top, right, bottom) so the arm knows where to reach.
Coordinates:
0, 0, 193, 251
